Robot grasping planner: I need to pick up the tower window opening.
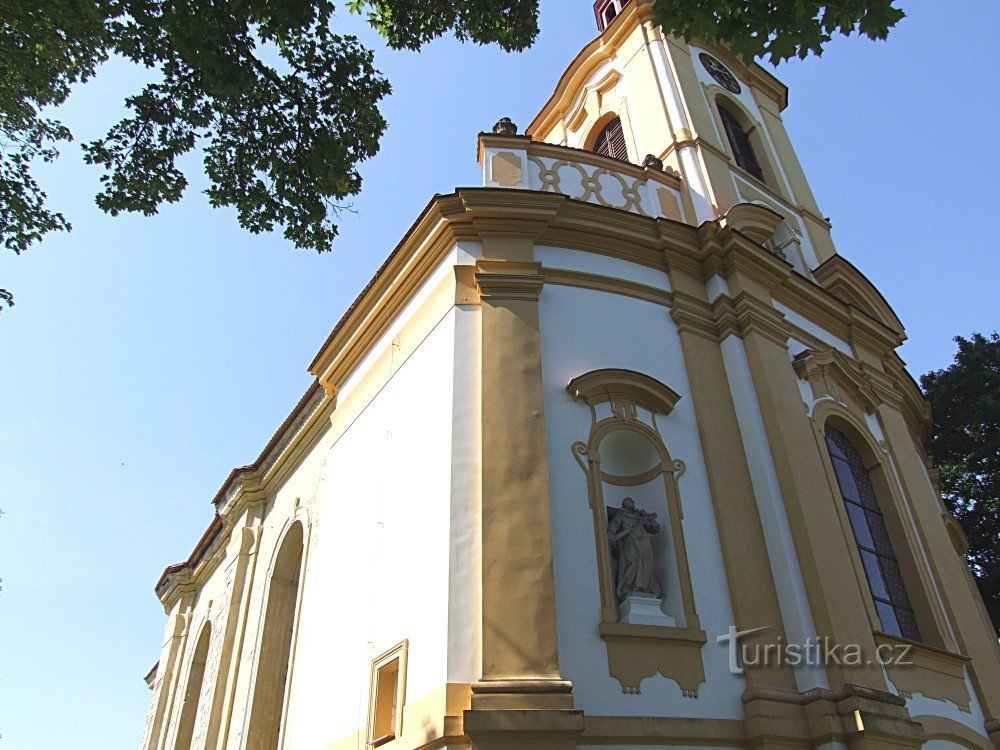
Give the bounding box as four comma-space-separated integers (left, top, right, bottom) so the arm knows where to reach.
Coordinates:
718, 103, 766, 183
824, 426, 921, 642
592, 117, 629, 162
594, 0, 632, 32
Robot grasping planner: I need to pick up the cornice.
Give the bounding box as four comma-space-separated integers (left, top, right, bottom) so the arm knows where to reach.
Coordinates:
714, 291, 790, 349
153, 191, 926, 603
475, 260, 544, 301
813, 254, 905, 336
156, 384, 333, 603
667, 289, 789, 349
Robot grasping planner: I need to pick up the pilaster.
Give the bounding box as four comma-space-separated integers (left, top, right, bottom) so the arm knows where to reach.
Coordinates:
470, 246, 578, 733
667, 271, 800, 698
212, 514, 264, 750
876, 404, 1000, 724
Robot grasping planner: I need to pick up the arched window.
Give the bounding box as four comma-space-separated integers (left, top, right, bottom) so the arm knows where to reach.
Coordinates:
594, 0, 632, 31
718, 103, 765, 183
174, 623, 211, 750
824, 426, 921, 641
591, 117, 629, 162
247, 522, 304, 749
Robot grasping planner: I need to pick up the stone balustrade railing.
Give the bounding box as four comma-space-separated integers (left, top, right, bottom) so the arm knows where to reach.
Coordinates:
478, 133, 690, 225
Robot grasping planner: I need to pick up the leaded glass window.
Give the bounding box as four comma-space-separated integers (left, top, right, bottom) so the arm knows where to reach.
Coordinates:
718, 104, 765, 183
825, 426, 921, 641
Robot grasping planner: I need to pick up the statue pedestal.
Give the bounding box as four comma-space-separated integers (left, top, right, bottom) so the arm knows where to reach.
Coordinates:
618, 594, 675, 627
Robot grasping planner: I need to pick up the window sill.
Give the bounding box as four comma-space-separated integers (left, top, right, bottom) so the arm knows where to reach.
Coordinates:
368, 734, 395, 748
727, 164, 800, 214
873, 631, 972, 711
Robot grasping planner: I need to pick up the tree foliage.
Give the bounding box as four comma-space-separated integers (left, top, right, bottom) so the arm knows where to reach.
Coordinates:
0, 0, 538, 310
921, 333, 1000, 636
1, 0, 904, 311
652, 0, 905, 65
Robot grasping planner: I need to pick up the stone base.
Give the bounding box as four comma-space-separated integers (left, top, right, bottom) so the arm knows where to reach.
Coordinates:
618, 594, 675, 627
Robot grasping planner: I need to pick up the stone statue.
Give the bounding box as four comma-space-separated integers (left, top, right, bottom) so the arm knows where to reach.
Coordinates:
608, 497, 663, 602
492, 117, 518, 136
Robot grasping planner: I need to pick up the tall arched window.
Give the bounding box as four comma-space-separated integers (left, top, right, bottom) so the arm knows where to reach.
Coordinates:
174, 623, 211, 750
824, 426, 921, 641
591, 117, 629, 162
718, 103, 765, 183
247, 522, 304, 749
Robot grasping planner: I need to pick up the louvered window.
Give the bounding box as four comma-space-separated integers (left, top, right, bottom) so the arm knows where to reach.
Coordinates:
592, 117, 628, 162
825, 426, 921, 642
718, 104, 765, 183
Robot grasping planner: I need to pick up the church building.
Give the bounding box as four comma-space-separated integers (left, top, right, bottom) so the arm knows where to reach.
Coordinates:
139, 1, 1000, 748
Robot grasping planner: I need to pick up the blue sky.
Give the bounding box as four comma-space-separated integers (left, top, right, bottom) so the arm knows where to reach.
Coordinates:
1, 1, 998, 746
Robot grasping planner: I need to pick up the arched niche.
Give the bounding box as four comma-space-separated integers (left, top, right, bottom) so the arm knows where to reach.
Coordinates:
174, 622, 211, 750
568, 368, 706, 697
246, 521, 304, 749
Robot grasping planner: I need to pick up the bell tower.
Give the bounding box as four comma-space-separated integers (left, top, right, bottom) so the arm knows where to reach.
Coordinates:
527, 0, 837, 275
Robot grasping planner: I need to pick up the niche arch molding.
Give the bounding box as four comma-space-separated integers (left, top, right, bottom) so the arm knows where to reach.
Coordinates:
567, 368, 706, 697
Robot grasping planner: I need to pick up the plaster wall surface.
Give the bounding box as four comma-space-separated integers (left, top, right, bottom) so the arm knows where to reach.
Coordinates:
279, 307, 459, 747
538, 274, 745, 719
150, 242, 483, 749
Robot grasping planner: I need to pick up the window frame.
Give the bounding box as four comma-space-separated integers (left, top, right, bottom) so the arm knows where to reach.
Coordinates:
824, 425, 921, 641
590, 116, 630, 163
367, 640, 408, 748
593, 0, 631, 31
717, 102, 766, 184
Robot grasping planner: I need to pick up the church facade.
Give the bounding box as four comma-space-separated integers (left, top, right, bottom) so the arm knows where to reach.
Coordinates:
139, 2, 1000, 749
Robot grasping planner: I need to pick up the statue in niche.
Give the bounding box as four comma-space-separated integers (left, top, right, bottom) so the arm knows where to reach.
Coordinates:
607, 497, 663, 602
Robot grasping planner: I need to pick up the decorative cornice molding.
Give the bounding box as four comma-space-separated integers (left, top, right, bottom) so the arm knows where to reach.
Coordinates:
791, 346, 909, 414
668, 289, 789, 348
567, 368, 682, 417
714, 291, 790, 349
475, 260, 544, 301
813, 255, 905, 337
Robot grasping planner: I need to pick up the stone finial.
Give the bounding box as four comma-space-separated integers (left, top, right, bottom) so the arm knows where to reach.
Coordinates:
492, 117, 518, 136
642, 153, 664, 171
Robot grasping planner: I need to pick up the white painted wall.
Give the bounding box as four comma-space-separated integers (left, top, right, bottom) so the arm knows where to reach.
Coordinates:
539, 280, 745, 719
148, 243, 484, 750
536, 245, 671, 290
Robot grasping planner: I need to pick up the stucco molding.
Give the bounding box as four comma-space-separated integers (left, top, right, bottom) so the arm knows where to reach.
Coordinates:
793, 347, 881, 414
567, 368, 705, 697
875, 632, 972, 711
914, 714, 993, 750
474, 260, 544, 301
814, 255, 905, 336
567, 368, 681, 417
